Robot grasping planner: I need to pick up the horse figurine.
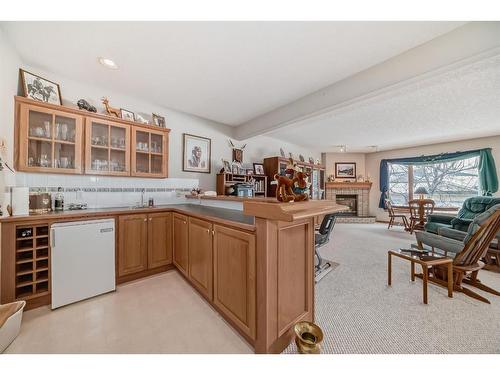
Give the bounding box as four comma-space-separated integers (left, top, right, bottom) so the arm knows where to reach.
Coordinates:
101, 97, 120, 117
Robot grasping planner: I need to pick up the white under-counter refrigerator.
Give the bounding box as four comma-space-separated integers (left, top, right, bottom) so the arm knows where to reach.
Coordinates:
51, 219, 116, 309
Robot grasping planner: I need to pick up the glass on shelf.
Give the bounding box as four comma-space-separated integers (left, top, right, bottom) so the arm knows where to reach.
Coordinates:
110, 149, 126, 172
28, 139, 52, 168
136, 152, 149, 173
28, 110, 52, 139
151, 154, 163, 174
91, 147, 109, 171
91, 123, 109, 147
150, 134, 163, 153
54, 116, 76, 143
136, 131, 149, 152
110, 126, 126, 149
54, 143, 75, 169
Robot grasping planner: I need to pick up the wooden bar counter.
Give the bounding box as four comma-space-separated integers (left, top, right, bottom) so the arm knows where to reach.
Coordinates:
0, 200, 344, 353
243, 200, 345, 353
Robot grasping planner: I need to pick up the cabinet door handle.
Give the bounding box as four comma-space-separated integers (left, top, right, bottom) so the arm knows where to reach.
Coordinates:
212, 229, 215, 236
149, 218, 152, 221
144, 218, 147, 222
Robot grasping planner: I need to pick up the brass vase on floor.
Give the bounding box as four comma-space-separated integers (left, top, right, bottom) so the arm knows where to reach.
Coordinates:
294, 321, 324, 354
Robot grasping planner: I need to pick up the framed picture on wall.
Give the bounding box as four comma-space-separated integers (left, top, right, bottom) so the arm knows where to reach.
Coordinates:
20, 69, 62, 105
183, 133, 211, 173
335, 162, 356, 179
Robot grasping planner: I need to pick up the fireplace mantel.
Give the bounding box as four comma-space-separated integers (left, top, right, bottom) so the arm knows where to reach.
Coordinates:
325, 182, 372, 190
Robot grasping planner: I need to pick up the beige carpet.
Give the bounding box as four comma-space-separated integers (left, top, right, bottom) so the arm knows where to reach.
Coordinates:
284, 223, 500, 354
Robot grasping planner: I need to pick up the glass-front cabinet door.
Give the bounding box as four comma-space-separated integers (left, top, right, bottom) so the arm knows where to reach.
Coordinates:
131, 127, 168, 177
18, 103, 84, 174
85, 118, 130, 175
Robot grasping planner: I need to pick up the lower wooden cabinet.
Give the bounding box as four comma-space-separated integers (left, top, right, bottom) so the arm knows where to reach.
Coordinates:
213, 224, 256, 340
118, 214, 148, 276
173, 213, 189, 276
148, 212, 173, 268
118, 212, 173, 278
188, 217, 213, 300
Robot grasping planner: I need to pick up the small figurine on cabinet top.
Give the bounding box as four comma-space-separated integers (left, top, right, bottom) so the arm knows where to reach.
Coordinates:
101, 97, 120, 117
77, 99, 97, 113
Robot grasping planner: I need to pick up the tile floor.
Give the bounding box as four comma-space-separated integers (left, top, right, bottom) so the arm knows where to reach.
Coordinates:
5, 270, 253, 353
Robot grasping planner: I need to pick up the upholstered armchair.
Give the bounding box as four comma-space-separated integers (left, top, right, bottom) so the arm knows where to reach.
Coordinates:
425, 196, 500, 234
416, 204, 500, 256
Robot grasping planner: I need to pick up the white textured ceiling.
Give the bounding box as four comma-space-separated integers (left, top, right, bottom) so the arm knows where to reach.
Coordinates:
1, 21, 463, 126
268, 53, 500, 152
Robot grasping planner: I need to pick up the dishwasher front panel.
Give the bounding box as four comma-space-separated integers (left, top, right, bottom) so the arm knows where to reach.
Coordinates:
51, 219, 116, 309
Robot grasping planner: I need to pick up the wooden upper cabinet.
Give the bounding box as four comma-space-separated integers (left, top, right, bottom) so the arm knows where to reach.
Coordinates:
213, 225, 256, 340
15, 97, 170, 177
118, 214, 148, 277
188, 217, 213, 300
16, 100, 84, 174
173, 213, 189, 277
131, 127, 168, 178
85, 117, 131, 176
148, 212, 173, 268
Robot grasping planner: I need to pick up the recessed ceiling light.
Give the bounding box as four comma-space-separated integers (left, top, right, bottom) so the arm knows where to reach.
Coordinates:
98, 57, 118, 70
339, 145, 346, 153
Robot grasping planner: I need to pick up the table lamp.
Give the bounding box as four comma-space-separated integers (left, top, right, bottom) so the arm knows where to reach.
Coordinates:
414, 186, 429, 200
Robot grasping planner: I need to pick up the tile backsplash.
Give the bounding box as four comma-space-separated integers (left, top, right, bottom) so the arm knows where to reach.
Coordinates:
14, 172, 199, 209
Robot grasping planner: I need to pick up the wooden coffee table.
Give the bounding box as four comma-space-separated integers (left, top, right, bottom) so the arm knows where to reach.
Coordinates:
388, 249, 453, 304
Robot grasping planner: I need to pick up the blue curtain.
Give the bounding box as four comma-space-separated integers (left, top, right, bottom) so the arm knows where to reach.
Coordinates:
379, 160, 389, 208
378, 148, 498, 208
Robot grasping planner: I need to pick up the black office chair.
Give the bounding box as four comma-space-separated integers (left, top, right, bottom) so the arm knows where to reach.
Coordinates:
315, 213, 337, 283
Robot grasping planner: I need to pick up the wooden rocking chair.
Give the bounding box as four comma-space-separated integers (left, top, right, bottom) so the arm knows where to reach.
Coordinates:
416, 209, 500, 304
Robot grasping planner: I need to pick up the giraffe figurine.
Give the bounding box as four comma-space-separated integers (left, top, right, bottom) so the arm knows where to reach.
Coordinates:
101, 97, 121, 118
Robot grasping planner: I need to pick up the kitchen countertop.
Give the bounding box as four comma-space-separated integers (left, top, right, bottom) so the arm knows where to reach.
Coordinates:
0, 204, 255, 231
185, 194, 278, 202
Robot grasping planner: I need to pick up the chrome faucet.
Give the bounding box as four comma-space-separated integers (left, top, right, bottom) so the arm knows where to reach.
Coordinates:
141, 188, 145, 207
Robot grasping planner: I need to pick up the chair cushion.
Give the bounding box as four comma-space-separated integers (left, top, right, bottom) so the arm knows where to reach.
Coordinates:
415, 231, 464, 254
463, 204, 500, 243
424, 221, 451, 234
458, 197, 500, 220
438, 227, 467, 242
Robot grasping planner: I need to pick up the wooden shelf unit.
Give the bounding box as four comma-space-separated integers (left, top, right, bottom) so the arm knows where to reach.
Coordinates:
14, 224, 50, 300
263, 156, 326, 200
216, 173, 268, 197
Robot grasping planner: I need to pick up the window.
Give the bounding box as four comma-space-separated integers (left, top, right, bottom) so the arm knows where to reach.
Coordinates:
388, 156, 480, 208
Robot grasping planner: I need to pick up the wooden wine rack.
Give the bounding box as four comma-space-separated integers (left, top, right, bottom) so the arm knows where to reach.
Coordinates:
15, 224, 50, 300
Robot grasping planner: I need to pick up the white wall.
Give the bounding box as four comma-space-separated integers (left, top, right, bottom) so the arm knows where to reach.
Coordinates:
0, 27, 320, 210
322, 152, 366, 181
366, 135, 500, 221
0, 29, 22, 212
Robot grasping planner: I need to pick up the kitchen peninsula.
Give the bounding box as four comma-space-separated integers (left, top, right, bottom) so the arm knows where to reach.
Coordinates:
0, 200, 344, 353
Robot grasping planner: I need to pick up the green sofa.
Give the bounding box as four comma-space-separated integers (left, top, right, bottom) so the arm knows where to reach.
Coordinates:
424, 196, 500, 234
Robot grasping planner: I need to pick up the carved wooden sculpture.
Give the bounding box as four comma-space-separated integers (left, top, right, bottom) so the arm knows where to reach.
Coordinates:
101, 97, 120, 118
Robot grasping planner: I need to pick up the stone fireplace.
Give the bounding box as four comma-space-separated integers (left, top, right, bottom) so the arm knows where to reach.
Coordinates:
325, 182, 375, 223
